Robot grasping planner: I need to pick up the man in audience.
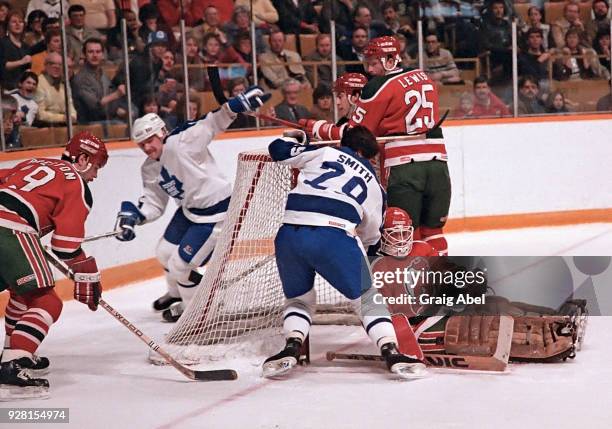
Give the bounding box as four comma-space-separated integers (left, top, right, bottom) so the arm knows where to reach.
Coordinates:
30, 28, 61, 75
479, 0, 512, 82
33, 52, 77, 126
337, 24, 369, 75
191, 5, 228, 47
1, 96, 18, 148
274, 78, 312, 122
304, 33, 345, 87
69, 0, 116, 31
518, 28, 551, 84
586, 0, 610, 45
274, 0, 319, 34
381, 0, 414, 40
122, 31, 168, 111
471, 77, 511, 117
353, 4, 392, 39
65, 4, 103, 63
552, 2, 587, 49
423, 33, 461, 84
72, 38, 128, 125
517, 75, 546, 115
9, 71, 39, 127
108, 9, 145, 60
259, 27, 310, 90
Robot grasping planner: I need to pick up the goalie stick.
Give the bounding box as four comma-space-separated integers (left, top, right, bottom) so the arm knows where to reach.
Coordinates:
328, 315, 514, 372
43, 247, 238, 382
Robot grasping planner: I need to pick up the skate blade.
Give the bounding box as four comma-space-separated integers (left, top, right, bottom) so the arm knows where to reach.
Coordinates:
262, 357, 297, 378
391, 362, 429, 380
0, 384, 50, 401
29, 367, 50, 377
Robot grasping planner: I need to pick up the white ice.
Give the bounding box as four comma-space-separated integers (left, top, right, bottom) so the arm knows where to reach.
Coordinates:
2, 223, 612, 429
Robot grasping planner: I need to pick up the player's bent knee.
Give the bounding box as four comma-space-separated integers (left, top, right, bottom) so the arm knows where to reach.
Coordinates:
26, 288, 63, 322
156, 238, 178, 268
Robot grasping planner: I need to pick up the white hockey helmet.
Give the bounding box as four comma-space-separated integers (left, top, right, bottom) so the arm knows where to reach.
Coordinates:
132, 113, 167, 144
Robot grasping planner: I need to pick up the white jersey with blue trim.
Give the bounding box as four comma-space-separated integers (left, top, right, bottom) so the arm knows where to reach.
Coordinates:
137, 108, 235, 224
268, 138, 385, 247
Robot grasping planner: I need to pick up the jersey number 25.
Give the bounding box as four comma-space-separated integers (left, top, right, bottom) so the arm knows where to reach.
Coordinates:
405, 84, 435, 133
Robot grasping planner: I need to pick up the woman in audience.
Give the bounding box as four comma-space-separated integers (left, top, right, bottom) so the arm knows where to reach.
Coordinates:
201, 33, 225, 90
24, 9, 47, 46
310, 83, 334, 122
521, 6, 550, 51
175, 91, 202, 123
227, 77, 257, 129
0, 1, 10, 36
30, 28, 61, 74
451, 92, 475, 118
178, 35, 207, 91
594, 30, 611, 75
553, 29, 609, 80
235, 0, 279, 29
1, 11, 32, 91
545, 90, 573, 114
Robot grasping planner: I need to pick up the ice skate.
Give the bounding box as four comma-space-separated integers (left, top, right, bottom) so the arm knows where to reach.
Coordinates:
152, 293, 182, 312
381, 343, 428, 380
262, 337, 303, 378
0, 358, 50, 401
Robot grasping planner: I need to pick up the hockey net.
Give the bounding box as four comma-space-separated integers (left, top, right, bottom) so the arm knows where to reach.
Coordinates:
155, 150, 356, 365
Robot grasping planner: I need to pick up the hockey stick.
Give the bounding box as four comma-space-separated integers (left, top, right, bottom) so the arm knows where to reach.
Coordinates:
83, 230, 121, 243
43, 247, 237, 382
327, 316, 514, 372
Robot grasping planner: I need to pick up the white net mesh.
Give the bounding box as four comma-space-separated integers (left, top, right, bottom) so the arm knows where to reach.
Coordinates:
159, 150, 354, 364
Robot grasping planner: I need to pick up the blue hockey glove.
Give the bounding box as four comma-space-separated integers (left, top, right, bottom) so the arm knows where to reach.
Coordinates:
115, 201, 145, 242
227, 85, 271, 114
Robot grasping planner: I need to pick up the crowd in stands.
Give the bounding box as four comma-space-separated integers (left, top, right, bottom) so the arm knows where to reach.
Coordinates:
0, 0, 611, 149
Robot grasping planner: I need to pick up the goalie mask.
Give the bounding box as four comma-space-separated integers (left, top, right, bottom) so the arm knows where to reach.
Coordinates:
64, 131, 108, 170
132, 113, 167, 144
363, 36, 402, 72
381, 207, 414, 257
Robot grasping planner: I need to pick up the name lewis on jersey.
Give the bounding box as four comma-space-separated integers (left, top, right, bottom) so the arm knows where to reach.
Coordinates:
159, 167, 185, 200
337, 154, 374, 183
398, 71, 429, 88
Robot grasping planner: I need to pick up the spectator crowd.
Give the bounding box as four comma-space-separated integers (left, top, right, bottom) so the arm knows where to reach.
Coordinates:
0, 0, 611, 148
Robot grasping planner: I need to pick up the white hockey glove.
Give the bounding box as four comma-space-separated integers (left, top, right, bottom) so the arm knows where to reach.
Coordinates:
226, 85, 271, 114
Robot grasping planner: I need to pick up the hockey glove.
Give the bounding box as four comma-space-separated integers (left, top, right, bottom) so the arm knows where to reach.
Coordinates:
282, 129, 309, 145
227, 85, 271, 114
70, 256, 102, 311
298, 119, 332, 140
115, 201, 145, 242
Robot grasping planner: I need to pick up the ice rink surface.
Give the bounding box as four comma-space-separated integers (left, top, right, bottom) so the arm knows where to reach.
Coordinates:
3, 223, 612, 429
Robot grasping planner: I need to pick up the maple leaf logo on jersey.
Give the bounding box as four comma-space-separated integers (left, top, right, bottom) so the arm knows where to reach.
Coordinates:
159, 167, 185, 200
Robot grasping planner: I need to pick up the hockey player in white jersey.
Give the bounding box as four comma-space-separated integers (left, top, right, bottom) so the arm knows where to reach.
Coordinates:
263, 126, 427, 379
114, 87, 270, 322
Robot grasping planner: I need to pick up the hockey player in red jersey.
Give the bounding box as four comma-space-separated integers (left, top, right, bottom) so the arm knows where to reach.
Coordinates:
0, 131, 107, 399
333, 72, 368, 125
300, 36, 451, 255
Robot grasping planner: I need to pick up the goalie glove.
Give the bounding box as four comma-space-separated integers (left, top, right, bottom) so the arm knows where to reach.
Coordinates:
69, 256, 102, 311
226, 85, 271, 114
115, 201, 145, 242
282, 129, 309, 145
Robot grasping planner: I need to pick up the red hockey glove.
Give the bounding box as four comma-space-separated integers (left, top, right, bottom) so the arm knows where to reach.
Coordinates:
70, 257, 102, 311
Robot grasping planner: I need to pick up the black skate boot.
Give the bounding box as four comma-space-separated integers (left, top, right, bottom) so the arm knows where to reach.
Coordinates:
0, 358, 50, 400
262, 337, 303, 378
152, 293, 182, 312
381, 343, 428, 379
1, 351, 49, 376
161, 301, 184, 323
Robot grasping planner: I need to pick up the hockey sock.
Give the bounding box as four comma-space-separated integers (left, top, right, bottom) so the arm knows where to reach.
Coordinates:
419, 226, 448, 255
4, 294, 28, 345
352, 288, 397, 349
8, 289, 62, 358
164, 269, 180, 299
283, 288, 316, 340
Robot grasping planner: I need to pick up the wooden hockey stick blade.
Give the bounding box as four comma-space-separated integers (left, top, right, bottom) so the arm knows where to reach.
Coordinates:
43, 248, 238, 382
83, 230, 120, 243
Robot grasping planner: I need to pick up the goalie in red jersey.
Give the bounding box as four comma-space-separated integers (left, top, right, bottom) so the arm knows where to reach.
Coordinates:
300, 36, 451, 255
0, 131, 107, 400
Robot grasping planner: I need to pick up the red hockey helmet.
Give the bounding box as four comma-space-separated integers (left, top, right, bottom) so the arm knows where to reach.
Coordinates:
381, 207, 414, 257
64, 131, 108, 169
333, 73, 368, 96
363, 36, 402, 71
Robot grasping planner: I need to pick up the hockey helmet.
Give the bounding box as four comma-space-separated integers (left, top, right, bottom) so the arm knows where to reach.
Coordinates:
64, 131, 108, 169
363, 36, 402, 71
132, 113, 167, 144
381, 207, 414, 257
333, 73, 368, 96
